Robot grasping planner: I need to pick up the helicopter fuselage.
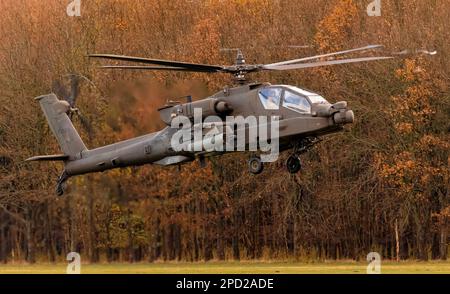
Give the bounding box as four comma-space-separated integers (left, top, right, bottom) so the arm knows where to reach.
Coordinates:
61, 82, 353, 176
27, 82, 354, 195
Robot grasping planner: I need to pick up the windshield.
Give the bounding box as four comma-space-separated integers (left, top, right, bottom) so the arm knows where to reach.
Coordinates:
308, 95, 328, 104
282, 85, 329, 104
283, 90, 311, 113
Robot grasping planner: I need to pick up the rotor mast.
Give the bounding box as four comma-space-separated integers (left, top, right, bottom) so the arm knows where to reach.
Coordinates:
234, 49, 247, 84
221, 48, 249, 84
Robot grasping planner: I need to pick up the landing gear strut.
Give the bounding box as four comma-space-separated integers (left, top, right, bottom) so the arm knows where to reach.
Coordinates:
56, 170, 69, 196
293, 137, 321, 155
286, 137, 321, 174
248, 156, 264, 175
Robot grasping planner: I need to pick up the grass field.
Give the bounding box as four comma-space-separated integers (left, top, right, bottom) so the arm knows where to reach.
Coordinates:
1, 261, 450, 274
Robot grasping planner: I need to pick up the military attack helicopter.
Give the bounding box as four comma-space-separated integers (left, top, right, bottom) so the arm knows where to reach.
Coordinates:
26, 45, 435, 196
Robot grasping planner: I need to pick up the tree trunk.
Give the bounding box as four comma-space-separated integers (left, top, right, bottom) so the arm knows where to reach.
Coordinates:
395, 219, 400, 262
64, 195, 77, 253
174, 224, 182, 261
25, 206, 35, 264
87, 180, 99, 263
232, 209, 240, 261
216, 214, 225, 260
203, 218, 213, 261
0, 222, 7, 263
193, 228, 199, 261
45, 201, 56, 263
127, 209, 134, 263
440, 221, 448, 260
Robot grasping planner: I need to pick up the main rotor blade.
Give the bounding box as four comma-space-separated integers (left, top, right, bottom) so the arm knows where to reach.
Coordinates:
263, 56, 393, 71
88, 54, 224, 72
99, 65, 219, 72
265, 45, 384, 67
392, 49, 438, 56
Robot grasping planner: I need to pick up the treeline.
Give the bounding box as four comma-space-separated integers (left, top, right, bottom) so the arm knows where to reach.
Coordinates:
0, 0, 448, 263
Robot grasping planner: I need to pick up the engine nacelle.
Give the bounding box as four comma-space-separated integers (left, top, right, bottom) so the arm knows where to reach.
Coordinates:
158, 98, 232, 125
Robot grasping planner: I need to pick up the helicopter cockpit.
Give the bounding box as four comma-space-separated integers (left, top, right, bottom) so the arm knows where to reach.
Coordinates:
258, 85, 330, 114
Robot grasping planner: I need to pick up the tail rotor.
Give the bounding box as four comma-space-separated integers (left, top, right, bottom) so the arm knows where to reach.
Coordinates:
51, 74, 93, 136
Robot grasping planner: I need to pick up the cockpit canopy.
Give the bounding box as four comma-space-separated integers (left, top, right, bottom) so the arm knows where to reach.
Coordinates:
258, 85, 329, 113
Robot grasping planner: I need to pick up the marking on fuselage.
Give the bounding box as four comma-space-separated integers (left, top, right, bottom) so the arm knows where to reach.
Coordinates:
144, 145, 152, 155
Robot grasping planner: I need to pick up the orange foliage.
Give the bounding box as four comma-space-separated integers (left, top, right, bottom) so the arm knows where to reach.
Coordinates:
314, 0, 359, 52
0, 0, 448, 262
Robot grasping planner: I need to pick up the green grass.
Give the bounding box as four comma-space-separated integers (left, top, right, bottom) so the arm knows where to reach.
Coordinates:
1, 261, 450, 274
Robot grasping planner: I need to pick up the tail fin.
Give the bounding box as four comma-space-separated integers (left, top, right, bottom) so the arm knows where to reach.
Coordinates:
35, 94, 87, 157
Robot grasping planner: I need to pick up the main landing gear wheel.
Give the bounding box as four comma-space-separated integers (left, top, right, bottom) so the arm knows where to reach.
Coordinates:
286, 155, 301, 174
248, 156, 264, 175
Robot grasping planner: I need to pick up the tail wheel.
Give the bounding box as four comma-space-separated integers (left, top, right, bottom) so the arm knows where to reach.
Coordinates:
286, 155, 301, 174
248, 157, 264, 174
56, 184, 65, 197
55, 170, 69, 196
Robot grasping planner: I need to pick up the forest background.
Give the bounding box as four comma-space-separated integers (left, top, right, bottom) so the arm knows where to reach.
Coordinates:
0, 0, 448, 263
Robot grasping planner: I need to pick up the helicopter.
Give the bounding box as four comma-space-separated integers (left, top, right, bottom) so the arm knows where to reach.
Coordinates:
26, 45, 435, 196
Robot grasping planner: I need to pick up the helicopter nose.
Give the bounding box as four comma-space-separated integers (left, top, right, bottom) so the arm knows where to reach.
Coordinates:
333, 109, 354, 124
